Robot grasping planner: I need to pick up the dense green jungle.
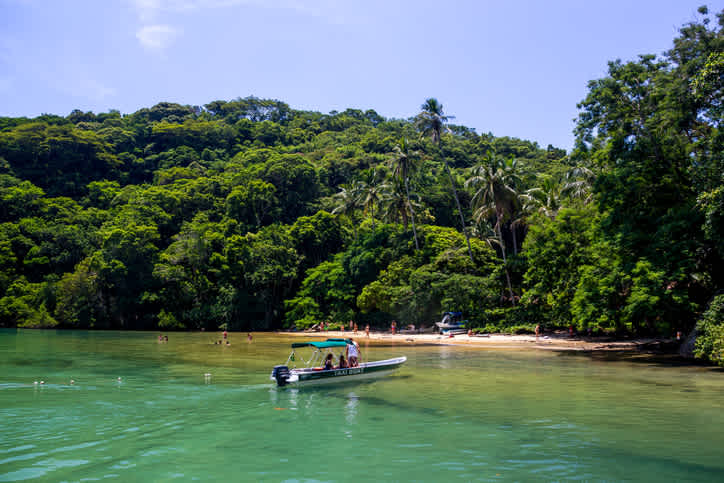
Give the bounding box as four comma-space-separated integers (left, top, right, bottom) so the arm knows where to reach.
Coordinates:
0, 9, 722, 364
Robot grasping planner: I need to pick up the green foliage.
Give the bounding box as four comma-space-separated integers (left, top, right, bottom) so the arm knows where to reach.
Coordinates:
158, 309, 184, 330
0, 9, 720, 348
694, 295, 724, 366
356, 226, 500, 327
0, 277, 57, 328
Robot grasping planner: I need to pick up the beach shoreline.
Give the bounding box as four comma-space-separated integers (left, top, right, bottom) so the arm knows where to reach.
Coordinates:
275, 329, 681, 353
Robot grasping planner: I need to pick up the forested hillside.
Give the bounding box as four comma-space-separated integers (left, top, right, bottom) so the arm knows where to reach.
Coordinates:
0, 10, 721, 360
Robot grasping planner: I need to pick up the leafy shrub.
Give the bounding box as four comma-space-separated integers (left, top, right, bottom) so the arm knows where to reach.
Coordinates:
694, 295, 724, 366
158, 309, 185, 330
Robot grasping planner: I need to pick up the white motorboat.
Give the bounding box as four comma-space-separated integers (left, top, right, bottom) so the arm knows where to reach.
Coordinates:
270, 338, 406, 387
434, 311, 466, 333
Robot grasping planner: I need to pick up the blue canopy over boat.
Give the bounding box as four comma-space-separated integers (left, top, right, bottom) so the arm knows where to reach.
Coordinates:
291, 338, 350, 349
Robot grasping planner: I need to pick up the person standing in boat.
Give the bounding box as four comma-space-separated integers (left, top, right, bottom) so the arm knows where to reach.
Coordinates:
347, 338, 360, 367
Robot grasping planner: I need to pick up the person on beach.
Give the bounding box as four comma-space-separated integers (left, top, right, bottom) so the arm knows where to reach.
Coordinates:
391, 320, 397, 335
164, 335, 168, 342
347, 338, 360, 367
247, 333, 253, 342
535, 324, 541, 341
323, 353, 334, 370
223, 330, 228, 339
352, 321, 357, 334
365, 324, 370, 337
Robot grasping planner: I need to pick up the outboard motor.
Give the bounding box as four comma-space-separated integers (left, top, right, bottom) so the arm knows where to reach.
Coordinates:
272, 365, 291, 386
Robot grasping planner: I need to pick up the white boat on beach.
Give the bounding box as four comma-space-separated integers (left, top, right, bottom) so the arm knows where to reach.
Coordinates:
270, 338, 406, 387
434, 311, 466, 334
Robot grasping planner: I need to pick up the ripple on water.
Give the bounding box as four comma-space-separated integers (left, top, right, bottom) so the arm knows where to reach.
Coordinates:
0, 452, 47, 466
0, 467, 48, 481
0, 445, 35, 455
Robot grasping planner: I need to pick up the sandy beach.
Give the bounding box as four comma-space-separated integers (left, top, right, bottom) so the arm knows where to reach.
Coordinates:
277, 329, 680, 353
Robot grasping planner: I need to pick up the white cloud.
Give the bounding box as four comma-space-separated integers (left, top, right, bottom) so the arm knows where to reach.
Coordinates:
130, 0, 353, 25
136, 24, 180, 50
129, 0, 353, 50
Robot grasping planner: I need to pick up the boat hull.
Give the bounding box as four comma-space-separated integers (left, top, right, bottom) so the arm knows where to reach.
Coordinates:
271, 357, 406, 387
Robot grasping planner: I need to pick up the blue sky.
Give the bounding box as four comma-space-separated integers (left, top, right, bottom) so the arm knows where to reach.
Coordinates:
1, 0, 722, 150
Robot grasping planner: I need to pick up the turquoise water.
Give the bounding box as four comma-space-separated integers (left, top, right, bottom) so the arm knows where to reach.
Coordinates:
1, 329, 723, 482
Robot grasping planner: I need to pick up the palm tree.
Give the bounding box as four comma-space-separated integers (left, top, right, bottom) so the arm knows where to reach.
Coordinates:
562, 166, 595, 203
360, 170, 387, 233
380, 178, 423, 228
380, 179, 409, 226
415, 98, 474, 263
332, 181, 365, 242
466, 155, 521, 305
388, 138, 421, 249
469, 219, 502, 251
521, 177, 562, 219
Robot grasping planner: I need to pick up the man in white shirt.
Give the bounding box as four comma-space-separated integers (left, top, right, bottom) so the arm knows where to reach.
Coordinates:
347, 338, 360, 367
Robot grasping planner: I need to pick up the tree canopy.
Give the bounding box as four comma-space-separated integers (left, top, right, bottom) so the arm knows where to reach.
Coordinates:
0, 9, 722, 364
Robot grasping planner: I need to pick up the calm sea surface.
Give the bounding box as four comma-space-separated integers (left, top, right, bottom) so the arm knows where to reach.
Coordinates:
1, 329, 723, 482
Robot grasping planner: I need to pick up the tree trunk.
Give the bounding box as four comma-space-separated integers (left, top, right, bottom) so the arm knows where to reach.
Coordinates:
404, 176, 420, 250
371, 203, 376, 232
497, 214, 515, 306
443, 160, 474, 263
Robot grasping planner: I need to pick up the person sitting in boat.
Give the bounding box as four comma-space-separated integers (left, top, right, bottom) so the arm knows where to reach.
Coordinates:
347, 339, 360, 367
323, 353, 335, 370
338, 354, 349, 369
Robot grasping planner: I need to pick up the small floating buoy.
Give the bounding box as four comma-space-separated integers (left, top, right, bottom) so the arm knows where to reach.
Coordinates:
40, 381, 45, 385
34, 381, 38, 385
70, 379, 75, 385
117, 377, 122, 382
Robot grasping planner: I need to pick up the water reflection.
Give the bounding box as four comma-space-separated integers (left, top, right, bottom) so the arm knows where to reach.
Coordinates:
344, 392, 359, 424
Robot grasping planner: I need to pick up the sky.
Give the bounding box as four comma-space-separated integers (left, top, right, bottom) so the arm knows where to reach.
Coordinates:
1, 0, 722, 151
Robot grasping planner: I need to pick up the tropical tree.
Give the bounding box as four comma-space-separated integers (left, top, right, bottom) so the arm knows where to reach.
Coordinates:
360, 171, 388, 233
522, 177, 562, 220
415, 98, 474, 262
562, 166, 595, 203
332, 181, 365, 242
466, 155, 521, 304
388, 138, 421, 249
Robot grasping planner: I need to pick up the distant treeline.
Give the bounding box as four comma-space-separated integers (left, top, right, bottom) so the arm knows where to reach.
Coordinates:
0, 9, 722, 363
